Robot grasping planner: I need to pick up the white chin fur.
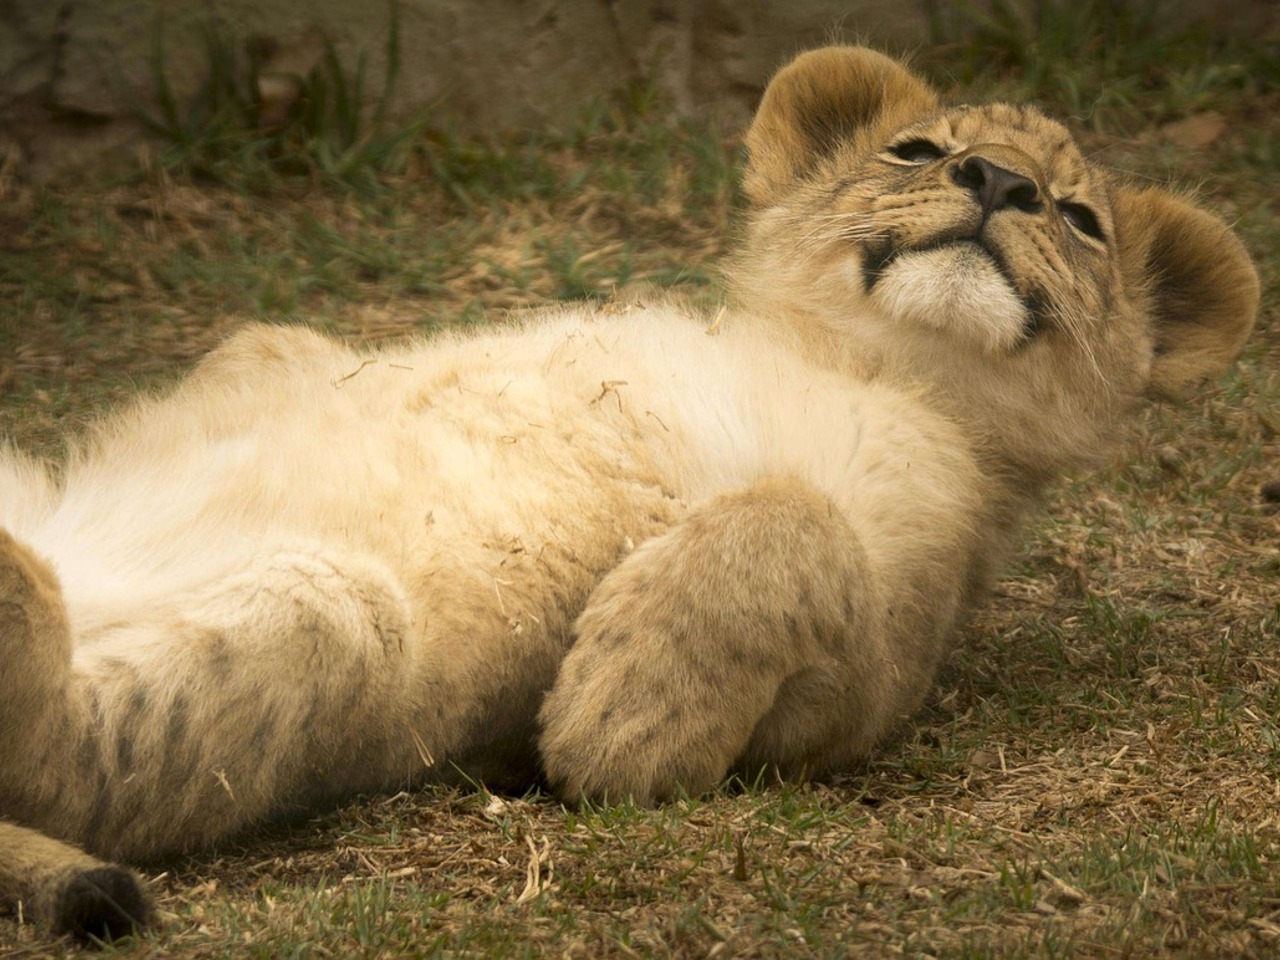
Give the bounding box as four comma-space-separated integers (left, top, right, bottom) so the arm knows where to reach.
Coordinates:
868, 246, 1028, 354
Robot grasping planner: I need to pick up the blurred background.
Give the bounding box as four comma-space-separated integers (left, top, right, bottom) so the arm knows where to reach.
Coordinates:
2, 0, 1277, 182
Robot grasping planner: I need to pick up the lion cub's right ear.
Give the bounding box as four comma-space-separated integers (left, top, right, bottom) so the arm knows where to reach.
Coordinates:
743, 46, 939, 207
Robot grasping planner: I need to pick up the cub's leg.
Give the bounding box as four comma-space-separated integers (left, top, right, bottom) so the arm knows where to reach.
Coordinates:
539, 475, 934, 804
0, 529, 417, 864
0, 820, 151, 942
0, 529, 73, 765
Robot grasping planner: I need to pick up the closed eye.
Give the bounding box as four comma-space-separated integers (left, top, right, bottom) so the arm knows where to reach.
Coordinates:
888, 139, 947, 165
1060, 201, 1105, 241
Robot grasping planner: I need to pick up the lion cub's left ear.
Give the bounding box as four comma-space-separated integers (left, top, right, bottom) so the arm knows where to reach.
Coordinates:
743, 46, 939, 207
1113, 188, 1259, 400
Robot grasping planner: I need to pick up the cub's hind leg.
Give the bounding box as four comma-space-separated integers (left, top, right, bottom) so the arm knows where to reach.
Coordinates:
0, 534, 149, 939
0, 532, 419, 865
0, 820, 151, 942
0, 530, 74, 763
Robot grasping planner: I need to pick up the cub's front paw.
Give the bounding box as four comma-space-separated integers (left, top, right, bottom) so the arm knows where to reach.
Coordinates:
538, 624, 743, 805
539, 478, 858, 805
537, 547, 783, 805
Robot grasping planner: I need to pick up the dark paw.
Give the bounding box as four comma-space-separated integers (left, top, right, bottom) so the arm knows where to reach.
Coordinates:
51, 866, 152, 943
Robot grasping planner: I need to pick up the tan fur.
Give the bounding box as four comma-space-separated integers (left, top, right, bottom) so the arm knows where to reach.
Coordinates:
0, 47, 1258, 936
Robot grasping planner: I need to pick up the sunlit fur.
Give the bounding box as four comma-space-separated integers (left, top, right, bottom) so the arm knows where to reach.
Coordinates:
0, 46, 1258, 937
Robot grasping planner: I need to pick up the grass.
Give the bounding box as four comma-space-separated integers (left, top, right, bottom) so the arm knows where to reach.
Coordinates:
145, 0, 416, 194
2, 4, 1279, 957
922, 0, 1279, 131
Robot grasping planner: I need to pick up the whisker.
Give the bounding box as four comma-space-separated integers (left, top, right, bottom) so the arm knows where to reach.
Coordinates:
1052, 297, 1107, 392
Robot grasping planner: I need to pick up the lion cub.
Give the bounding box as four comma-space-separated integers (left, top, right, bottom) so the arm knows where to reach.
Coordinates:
0, 47, 1258, 938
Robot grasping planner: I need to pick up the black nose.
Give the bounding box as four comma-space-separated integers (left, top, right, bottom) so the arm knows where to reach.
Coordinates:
952, 155, 1041, 215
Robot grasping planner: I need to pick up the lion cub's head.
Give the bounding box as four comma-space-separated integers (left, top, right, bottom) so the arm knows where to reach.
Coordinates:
732, 47, 1258, 477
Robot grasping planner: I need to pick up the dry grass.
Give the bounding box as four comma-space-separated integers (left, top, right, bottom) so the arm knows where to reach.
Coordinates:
2, 34, 1279, 960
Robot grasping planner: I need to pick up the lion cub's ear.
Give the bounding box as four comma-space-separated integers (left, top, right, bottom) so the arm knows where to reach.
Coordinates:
743, 46, 939, 207
1113, 188, 1259, 400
